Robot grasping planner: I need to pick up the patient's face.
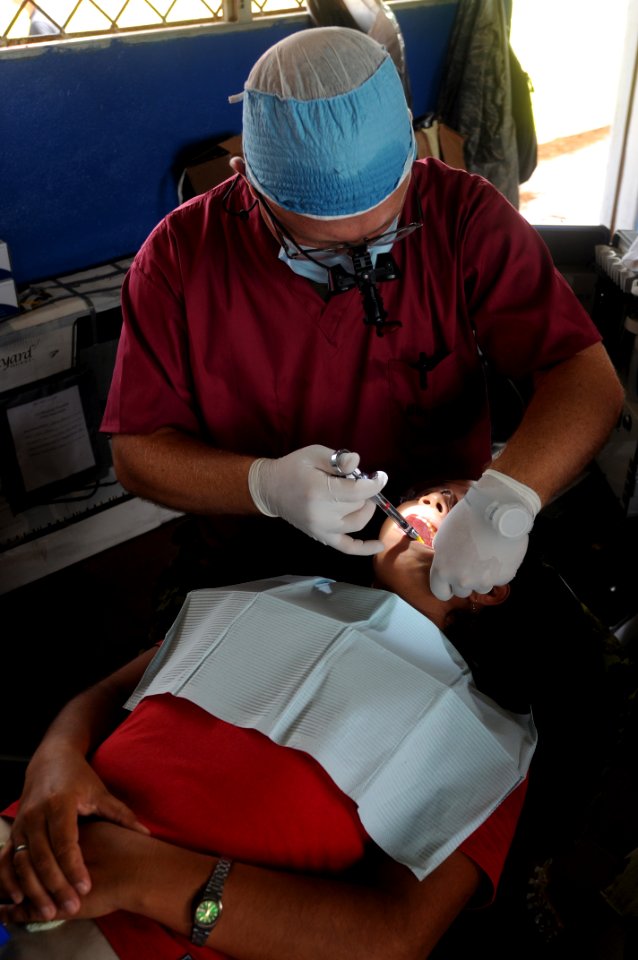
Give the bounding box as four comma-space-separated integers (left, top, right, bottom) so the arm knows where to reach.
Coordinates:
372, 481, 472, 627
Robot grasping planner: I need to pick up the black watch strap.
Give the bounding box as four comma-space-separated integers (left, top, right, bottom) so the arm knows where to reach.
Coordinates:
190, 857, 233, 946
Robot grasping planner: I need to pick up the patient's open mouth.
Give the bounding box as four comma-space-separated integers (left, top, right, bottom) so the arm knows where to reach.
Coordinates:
405, 514, 436, 548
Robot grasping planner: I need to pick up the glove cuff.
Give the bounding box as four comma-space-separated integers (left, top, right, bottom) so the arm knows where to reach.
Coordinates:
467, 470, 541, 539
482, 469, 541, 517
248, 458, 278, 518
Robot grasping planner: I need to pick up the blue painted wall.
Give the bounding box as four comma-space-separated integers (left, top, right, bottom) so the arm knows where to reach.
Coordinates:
0, 4, 458, 285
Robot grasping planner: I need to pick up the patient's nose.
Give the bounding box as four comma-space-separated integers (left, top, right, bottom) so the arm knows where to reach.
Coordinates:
418, 490, 452, 516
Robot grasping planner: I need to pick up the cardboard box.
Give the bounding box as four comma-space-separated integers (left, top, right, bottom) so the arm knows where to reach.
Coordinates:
178, 135, 244, 202
0, 241, 19, 321
414, 119, 466, 171
177, 126, 466, 202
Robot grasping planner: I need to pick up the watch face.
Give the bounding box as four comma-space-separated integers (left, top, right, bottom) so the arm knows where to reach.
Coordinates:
195, 898, 221, 926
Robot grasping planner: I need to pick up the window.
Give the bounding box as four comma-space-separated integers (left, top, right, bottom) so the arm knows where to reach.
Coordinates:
0, 0, 305, 44
511, 0, 634, 229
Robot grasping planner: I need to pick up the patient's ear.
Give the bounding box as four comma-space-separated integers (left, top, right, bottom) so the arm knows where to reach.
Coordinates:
473, 584, 510, 609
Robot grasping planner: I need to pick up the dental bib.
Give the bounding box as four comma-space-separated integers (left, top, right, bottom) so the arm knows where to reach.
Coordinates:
126, 576, 536, 880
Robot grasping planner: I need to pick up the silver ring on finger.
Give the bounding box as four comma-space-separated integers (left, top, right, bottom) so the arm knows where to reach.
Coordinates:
330, 449, 352, 477
13, 843, 28, 855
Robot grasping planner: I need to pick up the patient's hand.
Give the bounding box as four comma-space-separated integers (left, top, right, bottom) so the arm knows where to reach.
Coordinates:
0, 821, 154, 925
0, 746, 148, 920
1, 822, 210, 931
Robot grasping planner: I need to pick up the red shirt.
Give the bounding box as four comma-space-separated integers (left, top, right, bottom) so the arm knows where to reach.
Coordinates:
92, 694, 525, 960
2, 694, 527, 959
101, 159, 599, 492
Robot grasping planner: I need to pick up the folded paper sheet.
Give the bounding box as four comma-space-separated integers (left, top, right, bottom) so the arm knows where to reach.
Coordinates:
620, 233, 638, 270
127, 576, 536, 879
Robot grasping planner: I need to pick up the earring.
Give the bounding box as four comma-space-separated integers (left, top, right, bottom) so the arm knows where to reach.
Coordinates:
470, 600, 479, 615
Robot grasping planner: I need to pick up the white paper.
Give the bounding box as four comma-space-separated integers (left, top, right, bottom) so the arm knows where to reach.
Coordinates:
7, 385, 95, 492
127, 576, 537, 880
620, 234, 638, 269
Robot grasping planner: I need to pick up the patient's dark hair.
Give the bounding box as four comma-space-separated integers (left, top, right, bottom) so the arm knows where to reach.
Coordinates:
445, 540, 609, 725
393, 481, 609, 717
450, 536, 617, 880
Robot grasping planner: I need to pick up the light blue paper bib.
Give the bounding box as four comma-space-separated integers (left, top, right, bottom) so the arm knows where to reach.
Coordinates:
127, 576, 536, 879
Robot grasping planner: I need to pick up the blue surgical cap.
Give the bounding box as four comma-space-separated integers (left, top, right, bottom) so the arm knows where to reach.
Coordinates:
232, 28, 416, 219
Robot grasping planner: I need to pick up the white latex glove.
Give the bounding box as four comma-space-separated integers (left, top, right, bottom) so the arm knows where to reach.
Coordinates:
429, 469, 541, 600
248, 445, 388, 555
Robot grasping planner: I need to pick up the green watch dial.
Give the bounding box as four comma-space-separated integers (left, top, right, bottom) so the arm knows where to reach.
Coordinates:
195, 899, 220, 925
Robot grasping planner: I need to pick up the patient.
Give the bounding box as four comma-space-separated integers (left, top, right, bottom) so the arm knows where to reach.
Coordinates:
0, 482, 536, 960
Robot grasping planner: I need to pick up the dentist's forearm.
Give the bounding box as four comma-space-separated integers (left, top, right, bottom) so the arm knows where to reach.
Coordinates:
112, 428, 258, 515
488, 342, 623, 503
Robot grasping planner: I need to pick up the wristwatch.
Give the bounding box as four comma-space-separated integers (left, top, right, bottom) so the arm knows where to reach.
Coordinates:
190, 857, 233, 946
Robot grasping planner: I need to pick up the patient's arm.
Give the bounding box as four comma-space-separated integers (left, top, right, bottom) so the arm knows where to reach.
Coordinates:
0, 649, 155, 917
1, 820, 481, 960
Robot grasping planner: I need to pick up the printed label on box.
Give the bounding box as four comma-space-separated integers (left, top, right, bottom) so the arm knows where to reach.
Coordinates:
0, 323, 75, 392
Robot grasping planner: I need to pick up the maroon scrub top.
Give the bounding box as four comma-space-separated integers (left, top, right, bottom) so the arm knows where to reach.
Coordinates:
102, 159, 600, 494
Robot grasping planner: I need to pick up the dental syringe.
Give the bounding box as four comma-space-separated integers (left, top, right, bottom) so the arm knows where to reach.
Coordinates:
331, 449, 424, 543
370, 488, 425, 543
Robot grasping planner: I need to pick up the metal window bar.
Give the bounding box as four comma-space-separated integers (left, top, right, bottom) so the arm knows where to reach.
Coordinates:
1, 0, 306, 45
